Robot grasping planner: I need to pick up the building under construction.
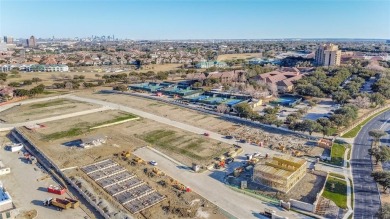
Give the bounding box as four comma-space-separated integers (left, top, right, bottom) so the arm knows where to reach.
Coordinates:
252, 155, 307, 193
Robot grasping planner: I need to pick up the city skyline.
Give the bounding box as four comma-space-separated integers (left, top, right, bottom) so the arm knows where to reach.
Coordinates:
1, 0, 389, 40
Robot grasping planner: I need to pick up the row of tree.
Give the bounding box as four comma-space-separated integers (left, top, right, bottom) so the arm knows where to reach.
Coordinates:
13, 84, 45, 97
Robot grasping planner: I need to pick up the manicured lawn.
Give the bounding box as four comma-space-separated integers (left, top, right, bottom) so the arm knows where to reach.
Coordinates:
342, 108, 389, 138
322, 176, 348, 209
330, 143, 346, 166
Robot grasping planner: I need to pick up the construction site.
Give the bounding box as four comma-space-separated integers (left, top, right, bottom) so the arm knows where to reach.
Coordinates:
226, 154, 327, 206
18, 107, 232, 168
76, 90, 325, 158
66, 155, 228, 219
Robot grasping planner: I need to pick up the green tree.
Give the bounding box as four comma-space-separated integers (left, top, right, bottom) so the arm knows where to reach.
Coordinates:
369, 130, 387, 146
332, 90, 350, 104
8, 82, 20, 87
301, 120, 321, 135
377, 203, 390, 219
371, 171, 390, 192
31, 77, 42, 84
368, 146, 390, 164
113, 84, 128, 92
0, 73, 7, 82
23, 80, 32, 85
234, 103, 253, 118
370, 93, 386, 107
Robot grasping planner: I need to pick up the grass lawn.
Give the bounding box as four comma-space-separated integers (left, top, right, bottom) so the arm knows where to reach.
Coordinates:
330, 143, 346, 166
342, 108, 389, 138
44, 127, 84, 140
29, 99, 69, 109
43, 113, 138, 140
329, 172, 345, 179
322, 176, 348, 209
91, 113, 138, 128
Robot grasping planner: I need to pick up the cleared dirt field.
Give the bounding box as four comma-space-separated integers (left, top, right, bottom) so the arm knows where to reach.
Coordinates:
217, 53, 261, 61
0, 98, 99, 123
21, 109, 232, 168
73, 91, 313, 151
66, 155, 227, 219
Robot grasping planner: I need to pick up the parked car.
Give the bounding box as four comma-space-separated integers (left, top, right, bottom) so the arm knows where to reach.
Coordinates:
225, 135, 233, 139
149, 161, 158, 166
204, 132, 210, 137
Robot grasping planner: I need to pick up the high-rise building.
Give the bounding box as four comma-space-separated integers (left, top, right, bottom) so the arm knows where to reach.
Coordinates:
3, 36, 13, 44
315, 43, 341, 67
26, 35, 36, 48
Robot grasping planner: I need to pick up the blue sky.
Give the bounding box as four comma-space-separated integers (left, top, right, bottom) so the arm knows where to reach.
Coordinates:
1, 0, 389, 39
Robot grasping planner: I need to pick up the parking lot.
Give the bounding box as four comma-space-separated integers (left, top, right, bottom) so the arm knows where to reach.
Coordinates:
0, 134, 89, 219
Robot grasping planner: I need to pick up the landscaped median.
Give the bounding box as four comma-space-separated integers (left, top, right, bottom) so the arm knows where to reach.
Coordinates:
342, 107, 389, 138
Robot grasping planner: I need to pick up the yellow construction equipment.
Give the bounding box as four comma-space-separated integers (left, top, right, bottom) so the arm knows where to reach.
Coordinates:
133, 157, 146, 164
152, 167, 164, 176
121, 151, 131, 158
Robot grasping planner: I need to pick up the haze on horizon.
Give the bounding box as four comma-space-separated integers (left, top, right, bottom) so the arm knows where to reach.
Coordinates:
0, 0, 389, 40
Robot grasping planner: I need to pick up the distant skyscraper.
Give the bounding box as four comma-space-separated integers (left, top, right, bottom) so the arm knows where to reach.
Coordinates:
26, 35, 36, 48
3, 36, 14, 44
315, 43, 341, 67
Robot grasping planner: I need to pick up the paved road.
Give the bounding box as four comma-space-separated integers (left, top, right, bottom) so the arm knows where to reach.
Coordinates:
352, 110, 389, 219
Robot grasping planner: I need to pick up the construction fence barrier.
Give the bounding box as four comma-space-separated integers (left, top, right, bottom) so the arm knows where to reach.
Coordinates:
12, 128, 111, 219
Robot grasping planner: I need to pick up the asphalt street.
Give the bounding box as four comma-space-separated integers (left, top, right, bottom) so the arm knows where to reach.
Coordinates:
352, 110, 389, 219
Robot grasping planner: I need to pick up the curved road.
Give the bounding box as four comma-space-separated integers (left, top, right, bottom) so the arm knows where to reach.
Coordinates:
352, 110, 390, 218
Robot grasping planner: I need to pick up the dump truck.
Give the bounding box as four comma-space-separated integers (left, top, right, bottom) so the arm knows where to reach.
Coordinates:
43, 198, 71, 211
261, 208, 276, 218
65, 197, 80, 209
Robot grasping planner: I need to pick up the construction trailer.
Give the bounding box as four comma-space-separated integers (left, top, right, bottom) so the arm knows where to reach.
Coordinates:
252, 155, 307, 193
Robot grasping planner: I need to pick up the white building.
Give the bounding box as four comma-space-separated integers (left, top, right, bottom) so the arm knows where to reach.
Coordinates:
0, 181, 17, 219
0, 64, 69, 72
5, 143, 23, 152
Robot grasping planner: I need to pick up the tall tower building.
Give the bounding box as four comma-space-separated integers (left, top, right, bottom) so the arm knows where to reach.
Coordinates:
3, 36, 14, 44
315, 43, 341, 67
27, 35, 36, 48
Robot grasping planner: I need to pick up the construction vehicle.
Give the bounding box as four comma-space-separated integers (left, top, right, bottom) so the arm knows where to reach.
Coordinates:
261, 208, 276, 218
43, 198, 72, 211
152, 167, 164, 176
203, 132, 210, 137
133, 157, 146, 165
65, 198, 80, 209
121, 151, 131, 158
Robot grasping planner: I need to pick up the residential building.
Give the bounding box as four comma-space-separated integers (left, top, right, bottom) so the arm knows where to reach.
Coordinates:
255, 70, 302, 93
195, 61, 227, 69
0, 64, 68, 72
26, 35, 36, 48
0, 181, 17, 219
315, 43, 341, 66
252, 155, 307, 193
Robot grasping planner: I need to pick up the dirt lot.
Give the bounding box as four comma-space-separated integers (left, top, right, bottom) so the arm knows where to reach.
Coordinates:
66, 155, 227, 219
217, 53, 261, 61
20, 109, 232, 168
0, 98, 99, 123
72, 91, 318, 156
